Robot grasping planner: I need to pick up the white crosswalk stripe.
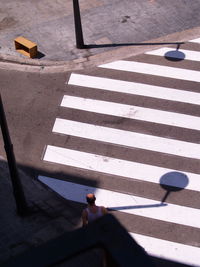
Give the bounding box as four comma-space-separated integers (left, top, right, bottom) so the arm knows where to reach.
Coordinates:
40, 38, 200, 266
145, 47, 200, 61
99, 60, 200, 82
130, 233, 200, 267
53, 118, 200, 159
189, 37, 200, 44
44, 145, 199, 191
61, 95, 200, 130
68, 73, 200, 105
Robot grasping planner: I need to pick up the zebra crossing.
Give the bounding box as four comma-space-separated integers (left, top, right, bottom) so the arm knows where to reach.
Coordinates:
39, 37, 200, 266
68, 73, 200, 105
60, 95, 200, 130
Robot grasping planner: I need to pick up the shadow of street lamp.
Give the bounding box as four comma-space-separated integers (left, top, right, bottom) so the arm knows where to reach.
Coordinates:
160, 172, 189, 203
164, 46, 185, 61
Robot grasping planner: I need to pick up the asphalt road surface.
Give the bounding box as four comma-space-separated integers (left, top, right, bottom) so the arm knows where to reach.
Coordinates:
1, 36, 200, 266
39, 38, 200, 267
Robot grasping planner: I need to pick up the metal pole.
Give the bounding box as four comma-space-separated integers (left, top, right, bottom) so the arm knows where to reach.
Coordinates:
72, 0, 85, 48
0, 93, 29, 216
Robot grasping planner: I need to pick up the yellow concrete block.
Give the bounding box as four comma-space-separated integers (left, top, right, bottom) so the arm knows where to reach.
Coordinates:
14, 36, 37, 58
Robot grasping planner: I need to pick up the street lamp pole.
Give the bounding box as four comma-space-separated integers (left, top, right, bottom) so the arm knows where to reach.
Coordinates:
72, 0, 85, 48
0, 93, 29, 216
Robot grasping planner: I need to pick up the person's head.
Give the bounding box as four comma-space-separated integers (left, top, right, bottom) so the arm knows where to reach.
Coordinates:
86, 193, 96, 205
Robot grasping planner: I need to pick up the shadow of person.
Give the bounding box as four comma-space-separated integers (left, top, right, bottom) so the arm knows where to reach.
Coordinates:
160, 172, 189, 203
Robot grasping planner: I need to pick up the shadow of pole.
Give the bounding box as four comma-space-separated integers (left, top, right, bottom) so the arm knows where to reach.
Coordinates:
85, 41, 185, 49
108, 202, 167, 211
160, 172, 189, 203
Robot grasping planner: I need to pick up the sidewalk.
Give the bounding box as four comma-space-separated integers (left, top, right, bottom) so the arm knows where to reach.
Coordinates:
0, 157, 84, 265
1, 0, 200, 70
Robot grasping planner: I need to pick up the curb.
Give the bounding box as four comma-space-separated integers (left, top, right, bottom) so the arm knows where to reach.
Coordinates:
0, 26, 200, 73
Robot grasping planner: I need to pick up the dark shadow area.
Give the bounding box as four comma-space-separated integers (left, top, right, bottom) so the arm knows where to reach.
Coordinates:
84, 41, 185, 49
1, 214, 155, 267
1, 211, 193, 267
0, 160, 195, 267
35, 51, 45, 59
164, 50, 185, 61
108, 202, 167, 211
160, 172, 189, 203
0, 157, 98, 264
152, 256, 193, 267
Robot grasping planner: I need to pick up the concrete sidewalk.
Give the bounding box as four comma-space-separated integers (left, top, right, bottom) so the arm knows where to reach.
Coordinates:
1, 0, 200, 69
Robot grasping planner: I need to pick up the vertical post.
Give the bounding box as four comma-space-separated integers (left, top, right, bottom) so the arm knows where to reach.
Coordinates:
72, 0, 85, 49
0, 94, 29, 216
